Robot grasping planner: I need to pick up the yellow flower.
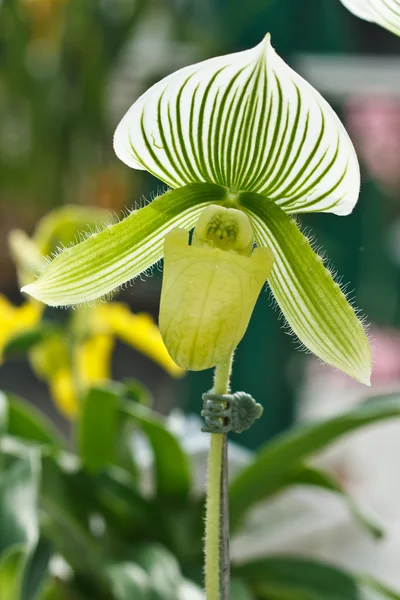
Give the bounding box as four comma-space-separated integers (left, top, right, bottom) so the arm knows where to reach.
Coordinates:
0, 295, 42, 363
92, 303, 184, 379
43, 307, 182, 418
5, 205, 184, 419
75, 333, 113, 388
45, 334, 113, 419
28, 333, 74, 417
49, 368, 77, 419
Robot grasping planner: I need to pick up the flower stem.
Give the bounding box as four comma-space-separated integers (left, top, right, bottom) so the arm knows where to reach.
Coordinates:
213, 358, 233, 396
220, 434, 230, 600
205, 433, 224, 600
205, 356, 232, 600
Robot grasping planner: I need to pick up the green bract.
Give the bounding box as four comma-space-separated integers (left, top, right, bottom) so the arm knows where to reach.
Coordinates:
339, 0, 400, 36
23, 35, 371, 384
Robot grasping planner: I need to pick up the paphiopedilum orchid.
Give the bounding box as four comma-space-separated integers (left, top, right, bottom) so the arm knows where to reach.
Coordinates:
23, 35, 371, 385
339, 0, 400, 37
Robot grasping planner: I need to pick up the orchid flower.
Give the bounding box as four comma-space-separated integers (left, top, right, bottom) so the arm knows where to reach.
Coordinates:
339, 0, 400, 37
23, 35, 371, 384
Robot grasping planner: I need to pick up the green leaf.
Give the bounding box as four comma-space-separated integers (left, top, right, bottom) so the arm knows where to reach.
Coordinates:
0, 453, 40, 555
134, 543, 182, 600
22, 184, 227, 306
3, 328, 47, 359
21, 539, 52, 600
106, 562, 150, 600
2, 541, 53, 600
284, 464, 383, 539
0, 547, 25, 600
0, 393, 7, 437
339, 0, 400, 37
236, 556, 360, 600
122, 379, 153, 407
229, 394, 400, 529
0, 454, 45, 600
115, 36, 359, 216
78, 386, 119, 473
121, 401, 191, 501
94, 468, 158, 535
0, 392, 62, 447
40, 452, 156, 563
360, 576, 400, 599
239, 192, 371, 384
39, 455, 110, 592
231, 577, 256, 600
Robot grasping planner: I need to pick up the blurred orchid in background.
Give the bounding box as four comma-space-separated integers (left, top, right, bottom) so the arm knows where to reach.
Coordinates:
225, 328, 400, 597
344, 96, 400, 195
15, 301, 182, 418
339, 0, 400, 36
2, 205, 182, 418
23, 35, 371, 384
0, 296, 41, 363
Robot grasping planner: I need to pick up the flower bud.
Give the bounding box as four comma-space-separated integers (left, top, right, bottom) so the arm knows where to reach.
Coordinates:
159, 205, 274, 371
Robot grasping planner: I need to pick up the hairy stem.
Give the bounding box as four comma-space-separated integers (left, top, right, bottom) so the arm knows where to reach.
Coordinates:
204, 356, 232, 600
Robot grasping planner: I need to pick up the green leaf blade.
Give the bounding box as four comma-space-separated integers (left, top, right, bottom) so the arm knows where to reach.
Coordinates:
0, 392, 62, 448
236, 557, 361, 600
0, 453, 47, 600
0, 453, 40, 554
0, 547, 25, 600
134, 543, 183, 600
21, 539, 52, 600
229, 394, 400, 529
3, 328, 46, 359
121, 401, 191, 502
283, 464, 383, 539
78, 386, 119, 474
106, 562, 150, 600
360, 575, 400, 599
240, 192, 371, 385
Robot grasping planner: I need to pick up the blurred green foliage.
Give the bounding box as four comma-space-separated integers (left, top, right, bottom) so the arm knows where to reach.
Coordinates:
0, 0, 147, 209
2, 384, 400, 599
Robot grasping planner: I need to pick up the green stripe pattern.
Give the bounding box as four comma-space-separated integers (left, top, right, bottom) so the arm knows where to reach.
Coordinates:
23, 184, 227, 306
340, 0, 400, 36
239, 191, 371, 384
114, 35, 360, 216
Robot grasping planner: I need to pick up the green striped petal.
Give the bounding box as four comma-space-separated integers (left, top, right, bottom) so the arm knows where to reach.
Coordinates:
22, 184, 226, 306
239, 191, 371, 384
114, 34, 360, 216
340, 0, 400, 36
